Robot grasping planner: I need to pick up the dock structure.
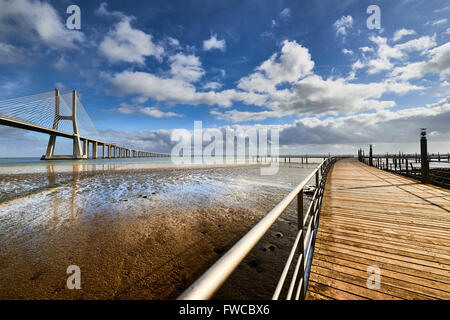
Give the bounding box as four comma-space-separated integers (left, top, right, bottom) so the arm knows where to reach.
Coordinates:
306, 158, 450, 300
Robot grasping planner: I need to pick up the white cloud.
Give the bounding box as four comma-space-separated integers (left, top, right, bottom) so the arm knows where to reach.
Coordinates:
359, 46, 374, 53
363, 36, 403, 74
166, 37, 180, 47
260, 31, 274, 39
106, 39, 426, 122
92, 95, 450, 153
426, 18, 448, 26
280, 8, 291, 18
432, 18, 448, 26
95, 2, 128, 20
0, 42, 26, 64
434, 6, 450, 13
238, 40, 314, 93
109, 71, 199, 104
394, 34, 437, 53
105, 103, 183, 118
169, 53, 205, 83
0, 80, 20, 94
391, 42, 450, 81
99, 19, 164, 64
53, 56, 67, 70
352, 59, 365, 70
210, 109, 279, 122
392, 29, 416, 42
108, 70, 263, 108
333, 15, 353, 37
202, 82, 222, 90
342, 49, 353, 55
361, 34, 437, 74
54, 82, 66, 90
203, 34, 226, 51
280, 96, 450, 145
444, 28, 450, 35
0, 0, 85, 49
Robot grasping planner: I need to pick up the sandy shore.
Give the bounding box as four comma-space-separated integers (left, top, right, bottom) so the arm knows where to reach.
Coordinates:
0, 163, 315, 299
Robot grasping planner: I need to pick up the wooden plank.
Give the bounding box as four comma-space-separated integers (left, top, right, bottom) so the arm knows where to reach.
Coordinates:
311, 257, 449, 299
315, 226, 450, 256
306, 280, 363, 300
306, 158, 450, 300
314, 242, 450, 284
316, 231, 450, 266
309, 272, 400, 300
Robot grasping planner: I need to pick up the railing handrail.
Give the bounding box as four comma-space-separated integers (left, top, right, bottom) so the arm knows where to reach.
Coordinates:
178, 158, 337, 300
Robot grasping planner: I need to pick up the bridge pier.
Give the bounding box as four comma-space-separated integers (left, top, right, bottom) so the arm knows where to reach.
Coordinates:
41, 89, 85, 160
93, 141, 98, 159
82, 139, 89, 158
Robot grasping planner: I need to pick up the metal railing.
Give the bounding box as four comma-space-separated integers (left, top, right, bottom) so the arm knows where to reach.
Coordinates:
358, 131, 450, 189
178, 156, 342, 300
360, 154, 450, 189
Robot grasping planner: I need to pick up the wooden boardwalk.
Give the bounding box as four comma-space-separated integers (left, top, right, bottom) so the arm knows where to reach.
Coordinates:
306, 158, 450, 300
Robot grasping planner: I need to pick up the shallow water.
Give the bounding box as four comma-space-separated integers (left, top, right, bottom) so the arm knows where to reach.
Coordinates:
0, 160, 318, 299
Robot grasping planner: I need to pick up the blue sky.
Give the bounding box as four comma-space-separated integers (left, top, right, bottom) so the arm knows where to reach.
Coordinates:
0, 0, 449, 155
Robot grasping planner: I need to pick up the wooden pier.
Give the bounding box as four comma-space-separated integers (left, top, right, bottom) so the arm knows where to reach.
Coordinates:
306, 158, 450, 299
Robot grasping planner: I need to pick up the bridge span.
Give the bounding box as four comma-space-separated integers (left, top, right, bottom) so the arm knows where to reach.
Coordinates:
0, 89, 169, 160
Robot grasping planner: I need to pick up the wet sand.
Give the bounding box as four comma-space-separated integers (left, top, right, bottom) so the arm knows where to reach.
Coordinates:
0, 162, 316, 299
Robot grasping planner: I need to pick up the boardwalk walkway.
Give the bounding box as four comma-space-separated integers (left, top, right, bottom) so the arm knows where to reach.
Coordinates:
306, 158, 450, 300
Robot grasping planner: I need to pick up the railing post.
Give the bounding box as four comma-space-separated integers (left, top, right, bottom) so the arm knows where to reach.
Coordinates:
420, 129, 429, 183
297, 189, 305, 300
369, 144, 373, 166
298, 190, 304, 231
315, 170, 319, 188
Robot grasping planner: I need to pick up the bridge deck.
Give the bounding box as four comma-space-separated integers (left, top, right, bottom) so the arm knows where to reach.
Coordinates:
306, 158, 450, 300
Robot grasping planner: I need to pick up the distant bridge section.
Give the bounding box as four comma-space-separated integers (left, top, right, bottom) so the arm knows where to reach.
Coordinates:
0, 89, 169, 160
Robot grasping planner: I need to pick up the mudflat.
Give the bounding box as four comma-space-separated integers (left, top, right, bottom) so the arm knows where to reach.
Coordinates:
0, 163, 315, 299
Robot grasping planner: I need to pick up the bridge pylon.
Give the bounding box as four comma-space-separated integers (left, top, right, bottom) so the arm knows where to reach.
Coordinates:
41, 89, 86, 160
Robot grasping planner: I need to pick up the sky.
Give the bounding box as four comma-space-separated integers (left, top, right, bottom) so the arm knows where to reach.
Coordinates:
0, 0, 449, 156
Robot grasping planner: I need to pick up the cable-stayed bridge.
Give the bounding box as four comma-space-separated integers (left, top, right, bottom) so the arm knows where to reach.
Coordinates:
0, 89, 169, 160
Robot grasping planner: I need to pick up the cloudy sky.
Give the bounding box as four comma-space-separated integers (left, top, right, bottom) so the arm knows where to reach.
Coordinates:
0, 0, 449, 156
